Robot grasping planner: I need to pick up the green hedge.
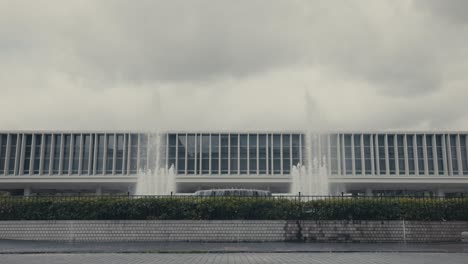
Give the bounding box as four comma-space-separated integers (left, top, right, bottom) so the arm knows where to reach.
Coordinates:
0, 197, 467, 221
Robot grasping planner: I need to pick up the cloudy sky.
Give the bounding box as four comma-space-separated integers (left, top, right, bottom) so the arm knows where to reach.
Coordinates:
1, 0, 467, 131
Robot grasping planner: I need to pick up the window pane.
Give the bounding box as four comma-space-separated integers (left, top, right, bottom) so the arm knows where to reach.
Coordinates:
344, 134, 352, 175
378, 135, 386, 175
201, 134, 210, 174
72, 134, 81, 174
249, 134, 257, 174
426, 135, 434, 175
52, 135, 61, 174
115, 134, 124, 174
106, 134, 115, 174
187, 134, 196, 174
230, 134, 238, 174
416, 135, 425, 174
239, 134, 248, 174
435, 135, 444, 174
258, 134, 267, 174
461, 135, 468, 175
220, 134, 228, 174
139, 134, 148, 172
43, 135, 52, 174
211, 134, 219, 174
81, 135, 91, 175
397, 135, 405, 175
273, 134, 281, 174
388, 135, 395, 174
23, 134, 33, 174
8, 135, 18, 175
450, 135, 458, 175
129, 134, 138, 173
354, 135, 362, 174
0, 135, 6, 174
330, 134, 339, 174
96, 134, 105, 174
282, 134, 290, 174
407, 135, 415, 174
62, 134, 71, 174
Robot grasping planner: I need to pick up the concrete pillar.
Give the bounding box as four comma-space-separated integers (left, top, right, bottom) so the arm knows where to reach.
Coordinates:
365, 188, 373, 196
23, 187, 31, 197
95, 186, 102, 196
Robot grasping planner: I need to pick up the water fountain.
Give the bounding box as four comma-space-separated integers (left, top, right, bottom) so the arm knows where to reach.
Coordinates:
194, 189, 272, 197
135, 133, 175, 195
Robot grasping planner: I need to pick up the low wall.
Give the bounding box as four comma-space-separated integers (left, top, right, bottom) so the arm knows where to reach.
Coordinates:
0, 220, 466, 242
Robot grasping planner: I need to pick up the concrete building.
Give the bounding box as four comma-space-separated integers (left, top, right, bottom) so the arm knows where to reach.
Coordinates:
0, 131, 467, 196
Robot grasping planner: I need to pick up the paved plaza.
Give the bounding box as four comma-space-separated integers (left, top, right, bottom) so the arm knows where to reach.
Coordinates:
1, 253, 468, 264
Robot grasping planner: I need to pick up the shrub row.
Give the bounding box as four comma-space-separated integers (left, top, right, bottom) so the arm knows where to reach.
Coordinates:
0, 197, 467, 221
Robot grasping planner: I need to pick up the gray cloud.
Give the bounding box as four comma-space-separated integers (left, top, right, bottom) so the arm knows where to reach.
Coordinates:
0, 0, 467, 131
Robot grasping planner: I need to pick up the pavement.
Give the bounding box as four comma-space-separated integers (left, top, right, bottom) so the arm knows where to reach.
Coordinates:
1, 253, 468, 264
1, 240, 468, 254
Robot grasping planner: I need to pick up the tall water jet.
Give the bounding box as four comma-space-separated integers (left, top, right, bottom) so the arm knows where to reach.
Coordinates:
135, 133, 175, 195
291, 90, 329, 195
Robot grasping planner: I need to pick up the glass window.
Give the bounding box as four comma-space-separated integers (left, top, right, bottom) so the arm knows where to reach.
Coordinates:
139, 134, 148, 172
249, 134, 258, 174
435, 135, 444, 174
282, 134, 291, 174
239, 134, 248, 174
450, 135, 458, 175
220, 134, 229, 174
62, 134, 71, 174
354, 135, 362, 174
426, 135, 434, 175
211, 134, 219, 174
0, 135, 7, 175
23, 134, 33, 174
378, 135, 386, 175
388, 135, 395, 174
363, 134, 372, 175
344, 135, 352, 175
407, 135, 415, 175
397, 135, 405, 175
72, 134, 81, 174
52, 135, 62, 174
416, 135, 425, 174
273, 134, 281, 174
96, 134, 105, 174
43, 135, 52, 174
187, 134, 196, 174
8, 134, 18, 175
129, 134, 139, 173
33, 134, 42, 174
115, 134, 124, 174
291, 134, 300, 168
230, 134, 238, 174
258, 134, 267, 174
460, 135, 468, 175
105, 134, 115, 174
330, 134, 339, 174
201, 134, 210, 174
81, 134, 91, 175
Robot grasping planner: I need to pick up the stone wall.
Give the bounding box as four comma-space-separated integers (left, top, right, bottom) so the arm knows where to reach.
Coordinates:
0, 220, 466, 242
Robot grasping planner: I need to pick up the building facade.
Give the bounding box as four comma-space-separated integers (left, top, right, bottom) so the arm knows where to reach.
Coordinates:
0, 131, 467, 196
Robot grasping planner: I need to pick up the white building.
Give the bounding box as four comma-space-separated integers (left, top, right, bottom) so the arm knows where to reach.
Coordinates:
0, 131, 467, 196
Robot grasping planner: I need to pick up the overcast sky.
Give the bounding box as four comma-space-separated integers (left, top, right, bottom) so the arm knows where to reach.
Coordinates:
1, 0, 467, 131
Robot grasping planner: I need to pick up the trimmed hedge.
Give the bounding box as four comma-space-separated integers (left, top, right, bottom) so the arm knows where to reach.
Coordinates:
0, 197, 467, 221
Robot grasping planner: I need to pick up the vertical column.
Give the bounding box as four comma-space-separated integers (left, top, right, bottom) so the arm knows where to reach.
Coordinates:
18, 134, 26, 175
208, 134, 211, 175
29, 134, 36, 175
327, 134, 332, 173
432, 134, 439, 176
194, 134, 198, 175
442, 135, 448, 175
280, 134, 283, 175
112, 134, 117, 175
238, 133, 240, 176
266, 134, 270, 174
103, 134, 108, 175
39, 134, 45, 175
341, 134, 346, 175
78, 134, 83, 175
93, 134, 98, 175
258, 134, 261, 175
360, 134, 365, 175
185, 133, 188, 175
137, 134, 142, 173
374, 134, 380, 175
370, 135, 374, 175
351, 134, 355, 175
384, 134, 389, 175
394, 134, 400, 176
445, 135, 452, 175
336, 134, 341, 175
122, 134, 127, 175
413, 134, 419, 175
289, 133, 293, 174
456, 134, 463, 176
403, 135, 409, 176
423, 135, 429, 176
4, 134, 11, 175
